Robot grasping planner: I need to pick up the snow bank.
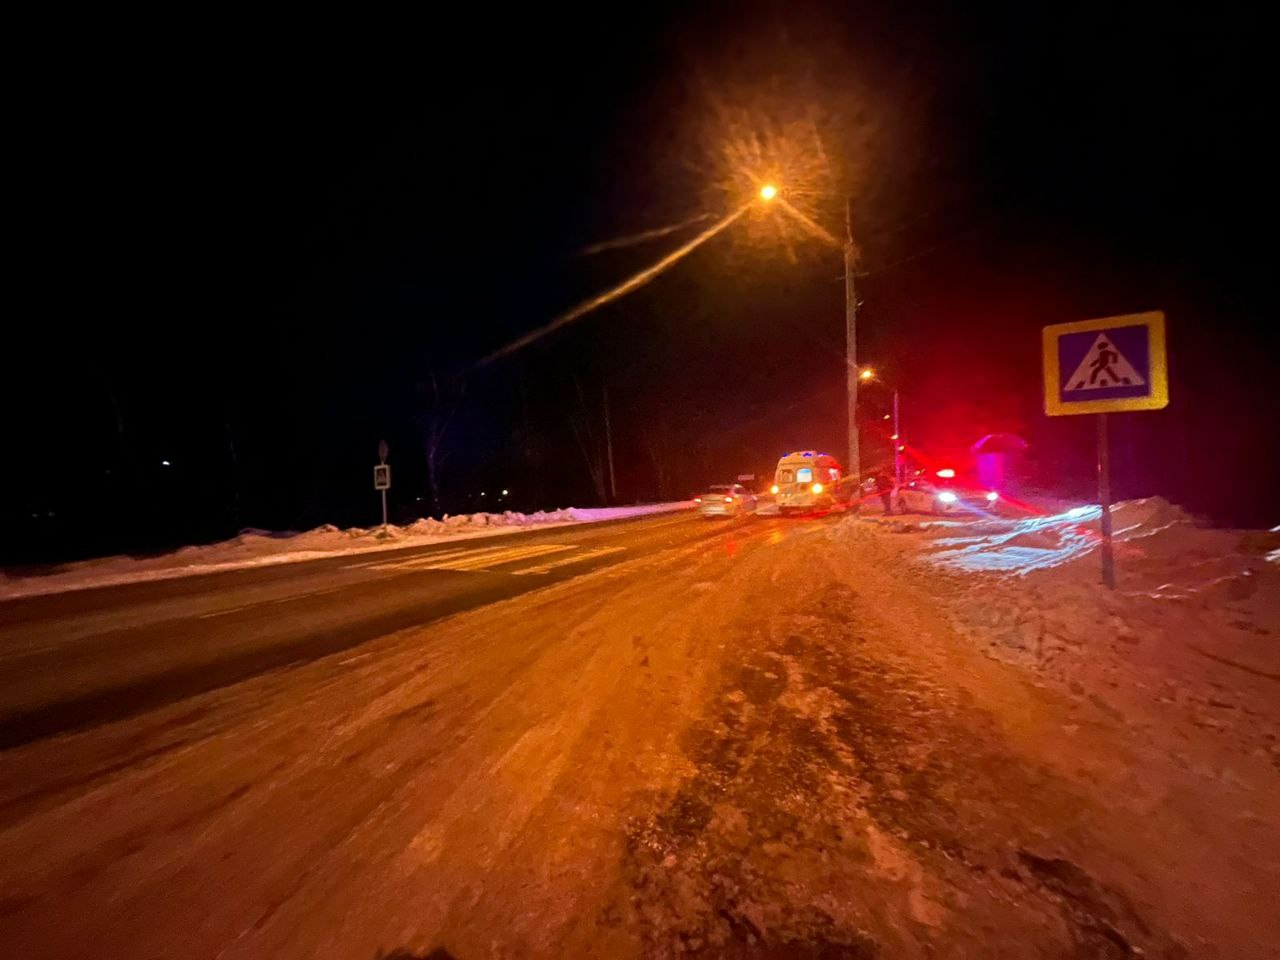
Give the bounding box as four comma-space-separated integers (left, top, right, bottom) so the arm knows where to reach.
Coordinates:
843, 498, 1280, 764
912, 497, 1275, 583
0, 502, 692, 601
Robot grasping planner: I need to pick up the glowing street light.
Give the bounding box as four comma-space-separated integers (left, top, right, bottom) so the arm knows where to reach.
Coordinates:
862, 363, 904, 487
754, 178, 862, 479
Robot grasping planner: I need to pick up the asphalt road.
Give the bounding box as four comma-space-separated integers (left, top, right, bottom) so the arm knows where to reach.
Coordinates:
0, 511, 768, 750
2, 506, 1276, 959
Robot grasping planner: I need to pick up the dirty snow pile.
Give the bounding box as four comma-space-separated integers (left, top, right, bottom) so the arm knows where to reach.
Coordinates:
0, 502, 691, 600
846, 499, 1280, 768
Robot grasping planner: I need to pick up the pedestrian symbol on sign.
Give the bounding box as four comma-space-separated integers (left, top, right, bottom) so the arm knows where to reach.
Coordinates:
1064, 334, 1147, 391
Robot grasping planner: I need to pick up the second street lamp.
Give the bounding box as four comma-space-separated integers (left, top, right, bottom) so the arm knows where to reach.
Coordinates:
860, 367, 903, 488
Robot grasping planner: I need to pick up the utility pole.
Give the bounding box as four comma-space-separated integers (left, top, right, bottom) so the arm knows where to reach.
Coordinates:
844, 200, 860, 481
892, 388, 902, 486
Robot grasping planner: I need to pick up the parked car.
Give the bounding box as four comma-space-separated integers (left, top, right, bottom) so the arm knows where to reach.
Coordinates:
694, 483, 757, 518
895, 470, 1003, 516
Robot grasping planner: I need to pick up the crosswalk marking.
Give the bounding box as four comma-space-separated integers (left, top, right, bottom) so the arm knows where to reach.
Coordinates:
425, 543, 574, 571
352, 541, 544, 571
509, 546, 625, 575
346, 539, 629, 575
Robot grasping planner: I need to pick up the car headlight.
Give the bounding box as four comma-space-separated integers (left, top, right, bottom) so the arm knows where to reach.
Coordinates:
770, 484, 779, 495
811, 482, 824, 494
985, 491, 999, 503
937, 490, 958, 503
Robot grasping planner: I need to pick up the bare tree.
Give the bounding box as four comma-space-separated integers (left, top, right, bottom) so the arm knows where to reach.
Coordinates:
603, 384, 617, 503
640, 414, 679, 500
514, 374, 546, 507
570, 377, 608, 505
415, 371, 463, 516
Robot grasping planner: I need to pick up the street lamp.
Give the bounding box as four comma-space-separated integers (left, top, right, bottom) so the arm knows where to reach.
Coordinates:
859, 367, 903, 487
843, 201, 861, 483
757, 183, 863, 481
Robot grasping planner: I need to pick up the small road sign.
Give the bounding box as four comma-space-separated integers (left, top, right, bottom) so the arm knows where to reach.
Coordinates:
1042, 311, 1168, 416
374, 465, 391, 490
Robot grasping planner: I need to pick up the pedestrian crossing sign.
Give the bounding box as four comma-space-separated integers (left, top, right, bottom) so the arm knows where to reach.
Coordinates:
1042, 311, 1168, 415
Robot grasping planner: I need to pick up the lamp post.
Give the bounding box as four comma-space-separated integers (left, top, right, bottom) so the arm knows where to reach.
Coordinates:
844, 204, 860, 482
859, 367, 902, 487
759, 184, 861, 481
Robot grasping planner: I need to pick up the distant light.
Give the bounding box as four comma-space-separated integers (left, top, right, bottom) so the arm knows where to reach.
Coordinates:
501, 489, 509, 496
936, 468, 955, 479
937, 490, 958, 503
161, 460, 171, 467
890, 433, 899, 440
883, 414, 891, 420
480, 491, 485, 496
898, 445, 906, 452
812, 482, 824, 494
759, 183, 778, 201
724, 496, 734, 503
985, 491, 1000, 503
694, 497, 702, 503
859, 367, 875, 381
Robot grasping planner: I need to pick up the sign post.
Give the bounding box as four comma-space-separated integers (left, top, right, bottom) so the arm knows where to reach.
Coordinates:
374, 440, 391, 528
1042, 311, 1168, 588
1096, 412, 1114, 588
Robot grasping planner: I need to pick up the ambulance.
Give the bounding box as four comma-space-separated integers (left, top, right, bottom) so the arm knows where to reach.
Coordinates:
769, 451, 846, 514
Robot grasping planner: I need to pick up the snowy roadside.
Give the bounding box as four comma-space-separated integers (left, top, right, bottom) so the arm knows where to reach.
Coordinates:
0, 502, 692, 601
841, 499, 1280, 769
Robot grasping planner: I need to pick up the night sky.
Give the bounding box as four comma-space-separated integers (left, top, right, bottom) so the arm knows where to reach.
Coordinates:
5, 2, 1276, 563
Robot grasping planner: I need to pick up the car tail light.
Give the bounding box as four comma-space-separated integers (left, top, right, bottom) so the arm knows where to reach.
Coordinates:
724, 496, 733, 503
985, 491, 999, 503
812, 482, 824, 494
937, 490, 958, 503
